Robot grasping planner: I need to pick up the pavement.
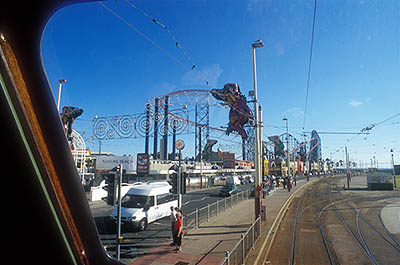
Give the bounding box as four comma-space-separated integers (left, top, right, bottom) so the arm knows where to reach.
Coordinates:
340, 174, 400, 236
381, 203, 400, 234
127, 176, 320, 265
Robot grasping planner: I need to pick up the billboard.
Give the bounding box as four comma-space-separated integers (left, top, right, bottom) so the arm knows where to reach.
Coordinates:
96, 155, 136, 172
223, 152, 235, 169
137, 153, 150, 174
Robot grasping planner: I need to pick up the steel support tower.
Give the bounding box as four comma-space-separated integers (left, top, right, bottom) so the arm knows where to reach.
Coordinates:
243, 126, 255, 161
194, 95, 210, 160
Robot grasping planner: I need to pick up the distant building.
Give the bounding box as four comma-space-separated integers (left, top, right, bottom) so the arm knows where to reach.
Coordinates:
309, 130, 321, 162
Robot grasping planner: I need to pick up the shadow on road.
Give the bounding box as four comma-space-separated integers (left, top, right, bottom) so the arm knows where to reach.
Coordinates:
184, 230, 248, 236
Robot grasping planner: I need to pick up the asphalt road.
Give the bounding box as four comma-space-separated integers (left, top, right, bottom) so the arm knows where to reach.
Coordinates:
90, 182, 254, 259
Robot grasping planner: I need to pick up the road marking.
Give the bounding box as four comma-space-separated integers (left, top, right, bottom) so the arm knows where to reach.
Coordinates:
183, 196, 206, 206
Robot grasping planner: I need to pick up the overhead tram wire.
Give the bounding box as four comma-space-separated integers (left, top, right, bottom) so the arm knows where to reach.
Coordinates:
98, 2, 189, 70
361, 112, 400, 132
124, 0, 196, 67
302, 0, 318, 133
124, 0, 212, 87
332, 112, 400, 155
98, 2, 254, 142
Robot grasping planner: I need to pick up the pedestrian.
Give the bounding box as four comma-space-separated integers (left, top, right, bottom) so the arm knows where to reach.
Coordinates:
174, 211, 183, 253
170, 206, 177, 245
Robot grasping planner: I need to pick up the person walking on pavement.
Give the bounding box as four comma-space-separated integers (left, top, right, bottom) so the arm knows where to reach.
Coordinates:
170, 206, 177, 246
174, 211, 183, 253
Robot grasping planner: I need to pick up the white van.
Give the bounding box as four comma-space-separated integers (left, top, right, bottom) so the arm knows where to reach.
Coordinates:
111, 182, 178, 231
226, 175, 241, 185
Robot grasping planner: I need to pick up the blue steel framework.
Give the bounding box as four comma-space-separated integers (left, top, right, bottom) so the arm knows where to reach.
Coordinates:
194, 96, 210, 161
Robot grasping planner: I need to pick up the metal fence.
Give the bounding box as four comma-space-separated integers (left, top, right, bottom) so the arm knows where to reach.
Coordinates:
219, 216, 262, 265
183, 190, 250, 233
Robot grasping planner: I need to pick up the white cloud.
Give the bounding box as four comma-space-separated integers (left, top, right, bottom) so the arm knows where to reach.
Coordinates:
349, 100, 362, 107
153, 82, 176, 93
181, 64, 223, 88
283, 107, 304, 118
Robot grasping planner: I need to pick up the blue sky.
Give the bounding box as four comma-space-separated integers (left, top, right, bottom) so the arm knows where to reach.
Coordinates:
41, 0, 399, 167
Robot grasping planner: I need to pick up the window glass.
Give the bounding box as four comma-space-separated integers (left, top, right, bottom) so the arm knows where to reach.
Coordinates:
40, 0, 400, 261
121, 194, 154, 208
156, 193, 170, 205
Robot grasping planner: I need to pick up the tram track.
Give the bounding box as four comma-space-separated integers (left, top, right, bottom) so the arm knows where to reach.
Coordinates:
267, 175, 400, 265
328, 184, 378, 265
290, 182, 335, 265
332, 187, 400, 264
268, 178, 339, 265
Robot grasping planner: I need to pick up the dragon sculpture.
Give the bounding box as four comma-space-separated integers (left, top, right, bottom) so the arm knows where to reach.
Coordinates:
60, 105, 84, 143
268, 135, 285, 158
211, 83, 253, 139
197, 139, 218, 161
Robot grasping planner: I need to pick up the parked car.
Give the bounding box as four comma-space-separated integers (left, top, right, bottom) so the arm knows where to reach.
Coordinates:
219, 184, 239, 197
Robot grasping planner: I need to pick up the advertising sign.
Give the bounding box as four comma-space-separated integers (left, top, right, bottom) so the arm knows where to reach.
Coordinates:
223, 152, 235, 169
175, 139, 185, 150
96, 155, 136, 172
137, 153, 150, 174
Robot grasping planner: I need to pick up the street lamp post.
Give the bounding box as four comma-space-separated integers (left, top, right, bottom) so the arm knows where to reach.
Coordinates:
391, 149, 397, 188
283, 117, 291, 192
252, 40, 264, 220
57, 79, 67, 112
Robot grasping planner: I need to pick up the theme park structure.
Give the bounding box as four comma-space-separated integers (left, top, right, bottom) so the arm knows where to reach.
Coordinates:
91, 83, 324, 175
60, 105, 89, 183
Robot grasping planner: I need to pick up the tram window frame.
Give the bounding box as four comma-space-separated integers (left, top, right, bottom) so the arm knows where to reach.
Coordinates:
1, 1, 124, 264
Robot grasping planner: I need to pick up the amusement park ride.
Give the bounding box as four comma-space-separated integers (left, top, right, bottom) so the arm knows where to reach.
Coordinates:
90, 82, 323, 174
60, 82, 323, 183
66, 82, 323, 222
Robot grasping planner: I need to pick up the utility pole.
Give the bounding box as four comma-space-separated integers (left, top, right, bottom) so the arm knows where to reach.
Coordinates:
283, 117, 290, 192
115, 164, 123, 260
391, 149, 397, 188
252, 40, 264, 220
345, 147, 349, 188
175, 139, 185, 208
178, 152, 182, 208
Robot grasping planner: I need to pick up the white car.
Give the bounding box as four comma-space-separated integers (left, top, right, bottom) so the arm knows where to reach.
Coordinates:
111, 182, 177, 231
